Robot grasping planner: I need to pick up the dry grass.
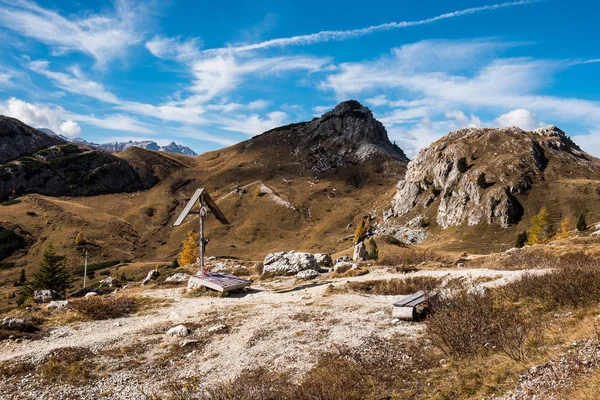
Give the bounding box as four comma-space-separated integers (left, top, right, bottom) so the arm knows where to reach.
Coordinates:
184, 287, 229, 298
347, 277, 442, 295
69, 295, 140, 320
502, 263, 600, 310
38, 347, 97, 385
379, 248, 448, 267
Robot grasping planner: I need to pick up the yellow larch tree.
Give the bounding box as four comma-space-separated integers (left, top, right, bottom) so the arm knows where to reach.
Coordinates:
178, 230, 199, 266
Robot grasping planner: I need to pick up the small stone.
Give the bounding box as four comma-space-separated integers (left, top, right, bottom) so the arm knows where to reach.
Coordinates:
167, 325, 190, 337
207, 324, 227, 334
181, 339, 199, 347
46, 300, 69, 310
85, 292, 98, 298
391, 318, 400, 324
166, 273, 189, 282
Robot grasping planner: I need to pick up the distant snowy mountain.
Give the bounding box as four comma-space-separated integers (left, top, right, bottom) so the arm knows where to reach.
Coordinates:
36, 128, 198, 156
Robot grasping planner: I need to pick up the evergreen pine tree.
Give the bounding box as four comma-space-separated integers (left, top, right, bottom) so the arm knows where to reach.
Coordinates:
20, 244, 72, 301
577, 214, 587, 231
19, 268, 25, 284
514, 231, 528, 248
178, 231, 199, 266
367, 238, 379, 261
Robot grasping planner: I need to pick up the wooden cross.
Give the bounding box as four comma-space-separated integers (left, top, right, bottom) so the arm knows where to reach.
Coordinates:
173, 189, 229, 275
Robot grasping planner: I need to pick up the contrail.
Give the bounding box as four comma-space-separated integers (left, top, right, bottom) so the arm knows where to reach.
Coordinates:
201, 0, 540, 55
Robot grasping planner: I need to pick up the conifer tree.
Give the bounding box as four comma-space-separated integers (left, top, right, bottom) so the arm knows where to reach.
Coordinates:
556, 216, 573, 239
526, 207, 552, 245
514, 231, 528, 248
178, 231, 199, 266
577, 214, 587, 231
22, 244, 72, 300
19, 268, 26, 285
477, 173, 487, 189
367, 238, 379, 261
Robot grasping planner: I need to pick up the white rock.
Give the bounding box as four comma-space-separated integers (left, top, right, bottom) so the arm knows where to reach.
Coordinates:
207, 324, 227, 333
85, 292, 98, 298
296, 270, 320, 280
46, 300, 68, 310
167, 325, 190, 337
166, 273, 189, 282
314, 253, 333, 267
33, 290, 57, 303
353, 242, 369, 262
142, 269, 160, 285
262, 251, 319, 276
99, 276, 114, 288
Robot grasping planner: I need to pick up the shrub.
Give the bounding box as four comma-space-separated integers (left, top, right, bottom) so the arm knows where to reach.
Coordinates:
379, 249, 446, 267
0, 199, 21, 206
503, 264, 600, 310
457, 157, 468, 173
514, 231, 528, 248
178, 231, 199, 266
577, 214, 587, 231
426, 289, 496, 358
69, 296, 139, 320
367, 238, 379, 261
38, 347, 96, 385
477, 172, 487, 189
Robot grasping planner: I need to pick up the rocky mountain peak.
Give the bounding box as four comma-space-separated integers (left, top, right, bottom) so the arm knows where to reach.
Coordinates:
250, 100, 408, 175
386, 126, 600, 234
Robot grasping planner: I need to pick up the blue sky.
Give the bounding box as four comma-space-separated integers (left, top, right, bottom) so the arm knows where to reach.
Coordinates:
0, 0, 599, 157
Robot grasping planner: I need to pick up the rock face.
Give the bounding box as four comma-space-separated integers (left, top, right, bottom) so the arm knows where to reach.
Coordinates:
99, 140, 197, 156
0, 116, 64, 164
246, 100, 408, 175
0, 119, 157, 200
388, 126, 600, 230
353, 242, 369, 262
262, 251, 320, 276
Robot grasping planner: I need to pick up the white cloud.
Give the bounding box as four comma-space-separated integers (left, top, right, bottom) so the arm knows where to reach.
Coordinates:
445, 110, 482, 128
0, 97, 82, 137
0, 0, 152, 66
146, 35, 202, 62
218, 111, 288, 135
573, 132, 600, 158
59, 119, 81, 137
494, 109, 544, 130
365, 95, 388, 107
200, 1, 538, 55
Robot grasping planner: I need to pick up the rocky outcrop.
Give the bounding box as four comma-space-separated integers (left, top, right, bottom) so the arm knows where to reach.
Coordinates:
99, 140, 197, 156
0, 116, 64, 164
388, 126, 600, 230
262, 251, 320, 276
0, 140, 156, 200
353, 242, 368, 262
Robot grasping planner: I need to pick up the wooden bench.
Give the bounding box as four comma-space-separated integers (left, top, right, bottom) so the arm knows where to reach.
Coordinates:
392, 291, 428, 321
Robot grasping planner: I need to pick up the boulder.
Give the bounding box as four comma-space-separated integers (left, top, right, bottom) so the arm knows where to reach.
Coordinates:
33, 290, 59, 303
99, 276, 114, 288
46, 300, 69, 310
353, 242, 369, 262
335, 256, 352, 263
187, 276, 204, 291
166, 273, 189, 282
1, 317, 39, 333
296, 270, 320, 280
314, 254, 333, 267
212, 262, 229, 272
142, 269, 160, 285
262, 251, 319, 276
167, 325, 189, 337
333, 262, 358, 273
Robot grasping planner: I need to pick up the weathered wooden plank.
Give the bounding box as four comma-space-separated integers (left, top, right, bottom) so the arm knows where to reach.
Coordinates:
394, 291, 426, 308
173, 189, 204, 226
189, 273, 251, 292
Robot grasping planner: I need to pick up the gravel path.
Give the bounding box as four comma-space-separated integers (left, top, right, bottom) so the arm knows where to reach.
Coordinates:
0, 268, 549, 399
